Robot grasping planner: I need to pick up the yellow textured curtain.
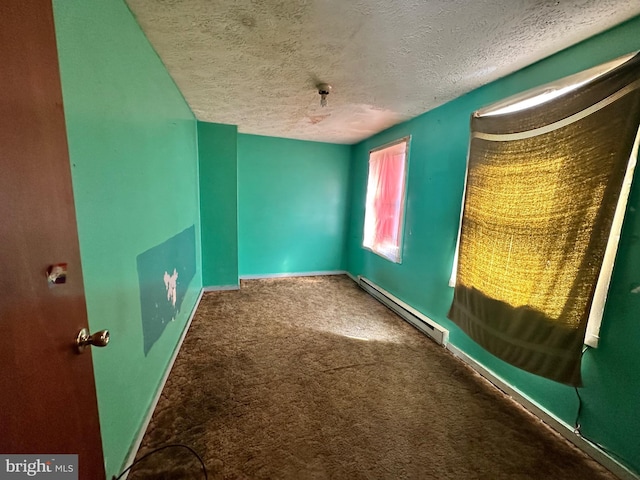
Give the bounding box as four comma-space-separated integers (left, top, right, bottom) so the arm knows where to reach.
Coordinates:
448, 53, 640, 386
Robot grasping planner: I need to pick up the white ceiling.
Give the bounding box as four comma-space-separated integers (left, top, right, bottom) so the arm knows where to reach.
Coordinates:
126, 0, 640, 144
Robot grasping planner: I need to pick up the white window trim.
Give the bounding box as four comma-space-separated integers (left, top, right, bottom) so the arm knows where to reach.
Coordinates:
585, 124, 640, 347
362, 136, 411, 264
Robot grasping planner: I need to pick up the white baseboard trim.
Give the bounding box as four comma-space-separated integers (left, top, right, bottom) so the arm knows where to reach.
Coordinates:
203, 284, 239, 292
357, 275, 449, 347
341, 272, 637, 478
446, 344, 639, 480
117, 277, 637, 480
345, 271, 358, 283
239, 270, 347, 280
118, 287, 204, 479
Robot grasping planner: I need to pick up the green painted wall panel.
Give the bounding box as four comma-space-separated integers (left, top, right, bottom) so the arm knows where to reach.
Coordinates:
347, 16, 640, 473
198, 122, 239, 287
238, 134, 351, 276
52, 1, 201, 477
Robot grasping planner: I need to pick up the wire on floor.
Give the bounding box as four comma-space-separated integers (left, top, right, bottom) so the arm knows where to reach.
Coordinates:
112, 444, 207, 480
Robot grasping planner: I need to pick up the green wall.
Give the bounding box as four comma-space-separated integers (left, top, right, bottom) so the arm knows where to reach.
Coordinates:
53, 1, 201, 478
347, 16, 640, 474
51, 0, 640, 475
198, 122, 239, 287
238, 134, 351, 276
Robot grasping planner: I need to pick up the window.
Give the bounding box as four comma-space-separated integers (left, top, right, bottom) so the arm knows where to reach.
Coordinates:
363, 137, 409, 263
448, 52, 640, 386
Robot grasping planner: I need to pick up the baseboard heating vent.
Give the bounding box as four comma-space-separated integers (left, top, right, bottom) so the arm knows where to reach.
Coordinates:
358, 276, 449, 347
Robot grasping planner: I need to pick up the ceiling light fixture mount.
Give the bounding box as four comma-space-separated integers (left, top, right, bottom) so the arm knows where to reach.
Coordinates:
317, 83, 332, 107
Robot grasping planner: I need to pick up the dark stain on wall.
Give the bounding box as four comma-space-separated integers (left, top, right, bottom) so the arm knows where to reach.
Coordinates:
137, 225, 196, 355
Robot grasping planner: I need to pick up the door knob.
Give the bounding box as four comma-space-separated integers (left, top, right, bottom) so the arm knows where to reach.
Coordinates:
76, 328, 110, 353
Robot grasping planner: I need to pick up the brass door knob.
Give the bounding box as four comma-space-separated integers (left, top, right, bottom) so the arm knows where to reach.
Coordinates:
76, 328, 110, 353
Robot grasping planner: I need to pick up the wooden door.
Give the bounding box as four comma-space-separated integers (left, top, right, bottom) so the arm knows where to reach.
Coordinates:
0, 1, 106, 479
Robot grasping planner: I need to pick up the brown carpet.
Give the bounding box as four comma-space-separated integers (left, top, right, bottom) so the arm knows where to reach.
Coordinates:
127, 275, 617, 480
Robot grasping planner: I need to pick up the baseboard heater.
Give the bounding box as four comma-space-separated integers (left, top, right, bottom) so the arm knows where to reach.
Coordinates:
357, 276, 449, 346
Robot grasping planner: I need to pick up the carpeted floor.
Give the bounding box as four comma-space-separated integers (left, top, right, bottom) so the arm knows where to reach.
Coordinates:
127, 275, 617, 479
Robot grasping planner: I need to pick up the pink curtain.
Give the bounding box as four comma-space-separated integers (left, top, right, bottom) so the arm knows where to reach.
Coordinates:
364, 141, 407, 261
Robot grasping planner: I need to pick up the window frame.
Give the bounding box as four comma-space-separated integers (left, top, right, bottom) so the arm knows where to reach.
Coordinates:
362, 136, 411, 264
448, 52, 640, 349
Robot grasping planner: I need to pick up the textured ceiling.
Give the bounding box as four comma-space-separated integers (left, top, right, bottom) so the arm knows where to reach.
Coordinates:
125, 0, 640, 144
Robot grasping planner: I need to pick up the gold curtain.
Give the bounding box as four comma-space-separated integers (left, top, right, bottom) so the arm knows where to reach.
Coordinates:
448, 53, 640, 386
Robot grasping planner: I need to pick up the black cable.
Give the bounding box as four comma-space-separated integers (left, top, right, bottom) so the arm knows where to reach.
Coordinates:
112, 444, 207, 480
573, 385, 583, 433
572, 347, 633, 468
573, 346, 589, 433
